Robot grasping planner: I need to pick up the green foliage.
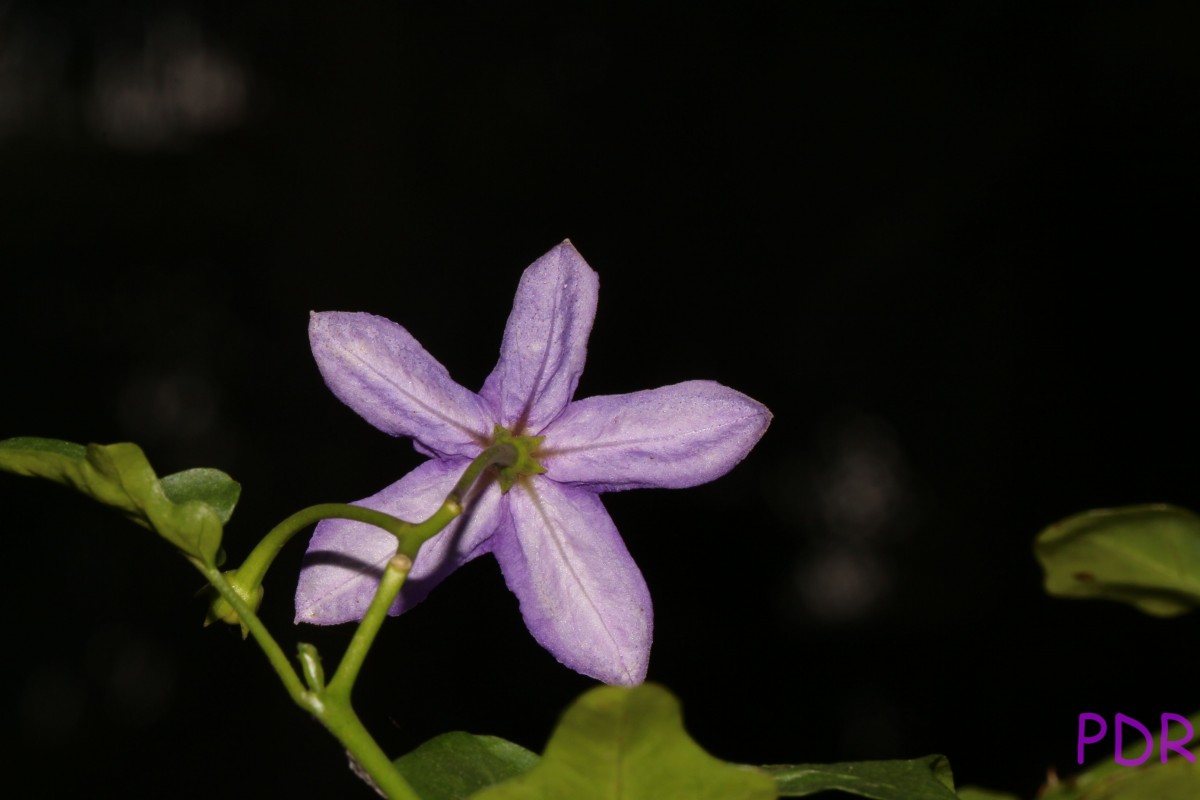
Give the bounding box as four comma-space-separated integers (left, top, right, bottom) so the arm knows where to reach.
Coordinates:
955, 789, 1021, 800
452, 684, 962, 799
391, 732, 539, 800
1039, 756, 1200, 800
1037, 712, 1200, 800
471, 683, 776, 800
160, 468, 241, 524
1035, 504, 1200, 616
1042, 761, 1197, 799
762, 754, 959, 799
1034, 501, 1200, 798
0, 437, 239, 566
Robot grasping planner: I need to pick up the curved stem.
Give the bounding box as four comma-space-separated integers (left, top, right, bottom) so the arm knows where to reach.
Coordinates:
329, 443, 518, 693
450, 441, 517, 506
192, 444, 520, 799
327, 442, 519, 694
192, 559, 309, 705
236, 503, 411, 591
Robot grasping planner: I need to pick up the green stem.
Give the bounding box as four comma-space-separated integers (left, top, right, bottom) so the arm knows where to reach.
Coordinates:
192, 558, 422, 800
192, 560, 309, 705
327, 552, 416, 697
193, 444, 520, 799
317, 702, 417, 799
450, 441, 517, 506
236, 503, 411, 591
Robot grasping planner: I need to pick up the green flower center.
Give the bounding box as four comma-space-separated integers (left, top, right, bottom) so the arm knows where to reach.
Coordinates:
491, 424, 547, 493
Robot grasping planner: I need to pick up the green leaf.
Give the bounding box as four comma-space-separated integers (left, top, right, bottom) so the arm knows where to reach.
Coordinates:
160, 468, 241, 525
0, 437, 86, 463
0, 437, 238, 566
0, 437, 147, 514
391, 732, 539, 800
762, 754, 959, 799
955, 788, 1021, 800
1035, 504, 1200, 616
1039, 712, 1200, 800
471, 683, 776, 800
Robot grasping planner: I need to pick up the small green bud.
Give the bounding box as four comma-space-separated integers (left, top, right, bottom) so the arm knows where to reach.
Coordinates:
203, 570, 265, 639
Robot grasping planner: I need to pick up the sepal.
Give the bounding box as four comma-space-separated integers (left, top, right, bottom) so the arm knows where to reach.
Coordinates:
203, 569, 265, 639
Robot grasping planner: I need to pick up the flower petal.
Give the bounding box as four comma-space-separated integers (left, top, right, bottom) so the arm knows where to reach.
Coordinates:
480, 241, 599, 434
492, 476, 651, 685
295, 458, 504, 624
310, 311, 492, 458
540, 380, 772, 492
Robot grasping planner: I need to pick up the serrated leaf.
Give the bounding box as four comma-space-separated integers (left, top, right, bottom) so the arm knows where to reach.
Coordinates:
0, 437, 236, 566
762, 754, 959, 799
1035, 505, 1200, 616
471, 683, 776, 800
391, 732, 539, 800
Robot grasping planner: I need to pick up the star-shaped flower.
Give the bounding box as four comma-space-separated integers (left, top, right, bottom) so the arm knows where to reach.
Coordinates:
295, 241, 771, 685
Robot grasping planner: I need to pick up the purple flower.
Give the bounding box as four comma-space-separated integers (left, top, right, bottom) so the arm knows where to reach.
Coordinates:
294, 241, 771, 685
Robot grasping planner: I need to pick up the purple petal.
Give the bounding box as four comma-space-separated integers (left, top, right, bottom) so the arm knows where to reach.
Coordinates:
295, 458, 504, 624
540, 380, 772, 492
492, 476, 651, 685
480, 241, 599, 435
310, 311, 492, 458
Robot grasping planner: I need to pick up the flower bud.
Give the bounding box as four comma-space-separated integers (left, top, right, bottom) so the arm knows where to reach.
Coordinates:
203, 571, 265, 639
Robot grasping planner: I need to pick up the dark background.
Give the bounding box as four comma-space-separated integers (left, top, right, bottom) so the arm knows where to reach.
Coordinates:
3, 2, 1198, 798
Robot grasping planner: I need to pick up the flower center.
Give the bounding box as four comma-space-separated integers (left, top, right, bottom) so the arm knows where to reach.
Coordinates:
490, 424, 547, 493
